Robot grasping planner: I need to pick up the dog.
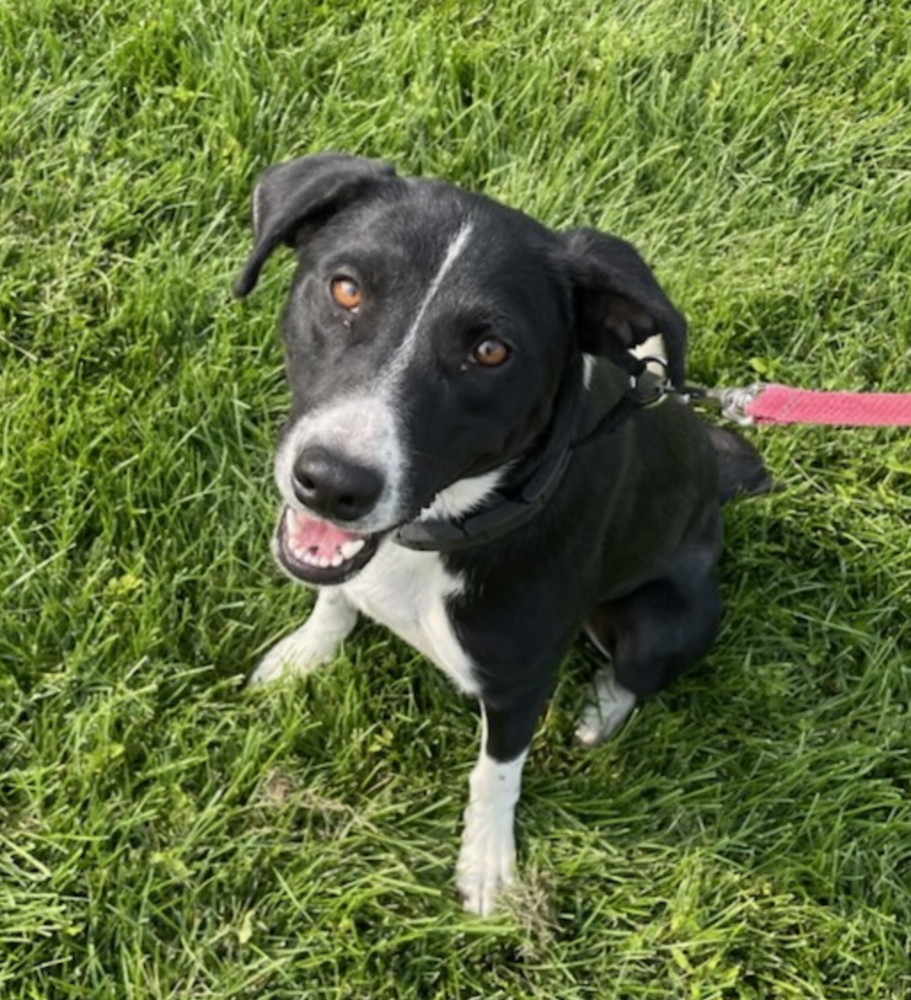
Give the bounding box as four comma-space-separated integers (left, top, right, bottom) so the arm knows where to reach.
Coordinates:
234, 153, 769, 915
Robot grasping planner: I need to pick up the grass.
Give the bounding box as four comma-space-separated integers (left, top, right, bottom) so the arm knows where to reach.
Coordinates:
2, 0, 910, 996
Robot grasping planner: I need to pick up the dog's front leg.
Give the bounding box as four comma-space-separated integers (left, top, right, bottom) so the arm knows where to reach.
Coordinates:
456, 683, 551, 916
250, 588, 358, 686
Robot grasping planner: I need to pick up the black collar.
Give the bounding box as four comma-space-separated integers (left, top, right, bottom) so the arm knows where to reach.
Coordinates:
394, 355, 670, 553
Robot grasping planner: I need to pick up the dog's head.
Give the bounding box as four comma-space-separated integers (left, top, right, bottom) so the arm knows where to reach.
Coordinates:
235, 154, 686, 584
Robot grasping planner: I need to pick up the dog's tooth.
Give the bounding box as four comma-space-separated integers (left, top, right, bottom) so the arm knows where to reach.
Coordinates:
339, 539, 366, 560
330, 551, 345, 568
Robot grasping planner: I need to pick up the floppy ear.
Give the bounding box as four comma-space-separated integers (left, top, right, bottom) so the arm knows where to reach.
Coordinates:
233, 153, 399, 298
562, 227, 688, 387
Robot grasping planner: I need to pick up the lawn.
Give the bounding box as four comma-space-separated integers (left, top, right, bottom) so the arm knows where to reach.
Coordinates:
2, 0, 910, 996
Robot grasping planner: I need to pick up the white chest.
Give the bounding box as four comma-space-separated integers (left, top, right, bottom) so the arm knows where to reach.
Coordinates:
341, 542, 480, 696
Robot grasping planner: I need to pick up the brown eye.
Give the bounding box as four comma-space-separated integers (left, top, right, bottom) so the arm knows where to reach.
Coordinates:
330, 276, 361, 311
471, 337, 511, 368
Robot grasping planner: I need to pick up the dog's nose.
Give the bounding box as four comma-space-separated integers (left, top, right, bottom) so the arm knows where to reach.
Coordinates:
291, 447, 384, 522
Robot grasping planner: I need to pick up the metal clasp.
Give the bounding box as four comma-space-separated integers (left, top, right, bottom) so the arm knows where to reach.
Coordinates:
682, 382, 766, 426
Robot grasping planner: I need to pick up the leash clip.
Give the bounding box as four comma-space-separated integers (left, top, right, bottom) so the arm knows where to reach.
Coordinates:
683, 383, 766, 426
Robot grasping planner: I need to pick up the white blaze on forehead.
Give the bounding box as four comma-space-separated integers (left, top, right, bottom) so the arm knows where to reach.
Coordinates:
388, 220, 474, 377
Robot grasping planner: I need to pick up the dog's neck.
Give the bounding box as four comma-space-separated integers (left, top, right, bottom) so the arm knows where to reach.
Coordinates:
393, 354, 603, 552
394, 352, 673, 553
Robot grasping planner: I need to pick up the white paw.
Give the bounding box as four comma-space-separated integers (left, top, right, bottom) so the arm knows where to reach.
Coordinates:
575, 667, 637, 746
575, 702, 625, 746
249, 591, 358, 688
249, 633, 328, 687
456, 808, 516, 916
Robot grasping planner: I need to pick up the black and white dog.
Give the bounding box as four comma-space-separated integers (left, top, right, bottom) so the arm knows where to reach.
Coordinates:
234, 154, 768, 915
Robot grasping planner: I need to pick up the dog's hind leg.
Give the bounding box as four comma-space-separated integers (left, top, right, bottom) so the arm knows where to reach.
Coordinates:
575, 625, 637, 746
587, 568, 723, 702
249, 588, 358, 686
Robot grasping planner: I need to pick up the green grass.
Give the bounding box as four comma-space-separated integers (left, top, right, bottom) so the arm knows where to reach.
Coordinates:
2, 0, 911, 996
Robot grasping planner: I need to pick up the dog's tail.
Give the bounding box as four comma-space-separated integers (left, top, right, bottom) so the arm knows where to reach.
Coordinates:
705, 424, 774, 502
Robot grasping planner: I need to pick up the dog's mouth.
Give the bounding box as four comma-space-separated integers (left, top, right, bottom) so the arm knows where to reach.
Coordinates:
275, 506, 380, 584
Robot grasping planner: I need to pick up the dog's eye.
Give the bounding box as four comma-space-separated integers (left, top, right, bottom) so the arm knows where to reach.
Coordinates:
470, 337, 511, 368
330, 276, 362, 312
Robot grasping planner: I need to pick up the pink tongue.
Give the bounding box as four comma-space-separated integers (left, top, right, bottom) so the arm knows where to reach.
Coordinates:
287, 509, 365, 560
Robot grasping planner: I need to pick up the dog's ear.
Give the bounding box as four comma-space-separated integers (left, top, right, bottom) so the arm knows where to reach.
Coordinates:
233, 153, 399, 298
562, 228, 687, 387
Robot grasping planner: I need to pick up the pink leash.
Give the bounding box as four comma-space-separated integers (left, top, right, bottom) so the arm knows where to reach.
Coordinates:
695, 383, 911, 427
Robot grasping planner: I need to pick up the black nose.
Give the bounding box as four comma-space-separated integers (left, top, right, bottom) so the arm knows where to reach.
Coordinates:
291, 447, 384, 522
